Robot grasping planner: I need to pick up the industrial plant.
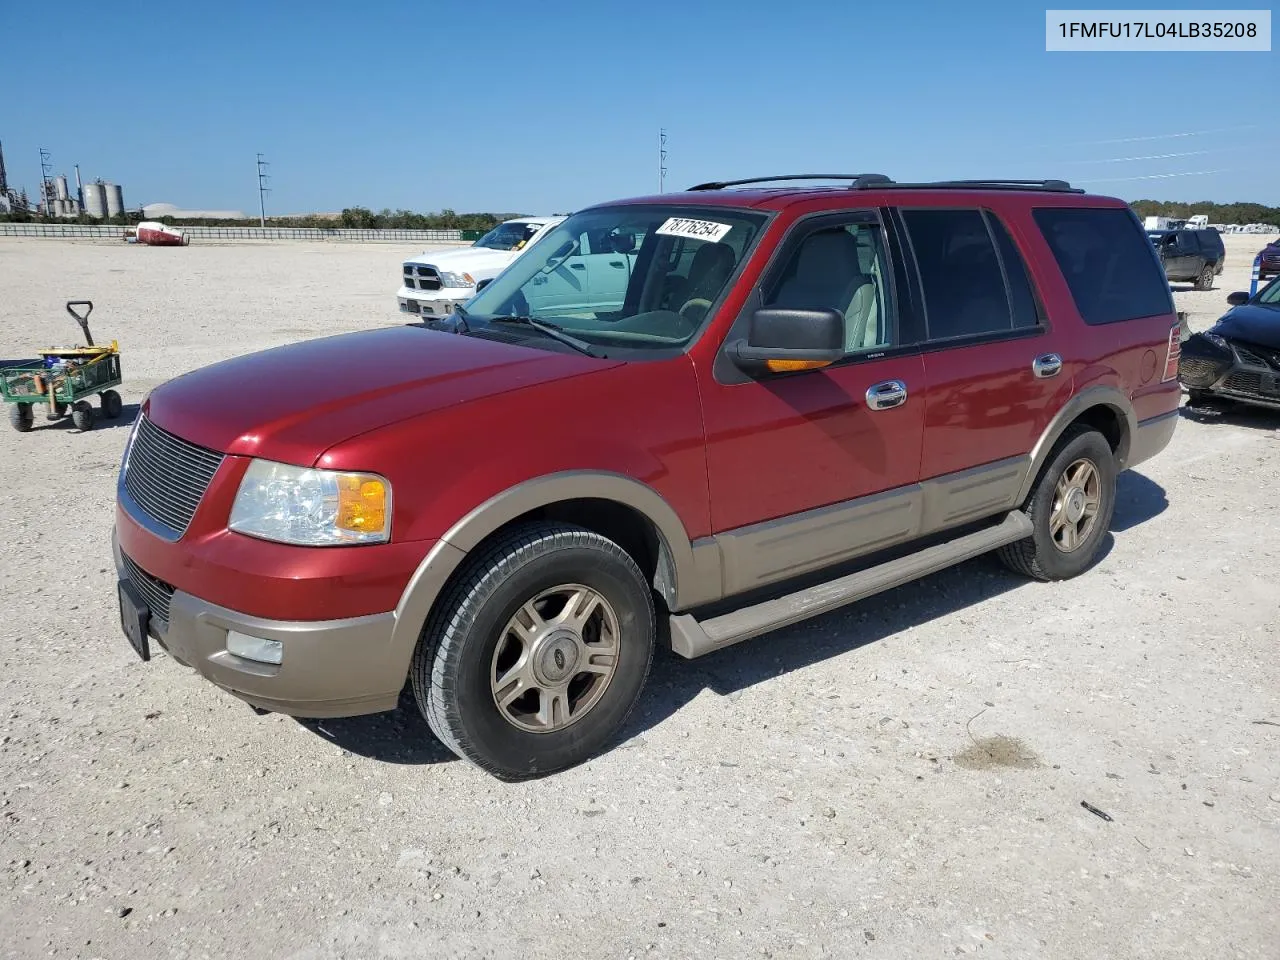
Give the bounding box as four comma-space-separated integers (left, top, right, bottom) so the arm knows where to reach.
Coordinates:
0, 141, 128, 219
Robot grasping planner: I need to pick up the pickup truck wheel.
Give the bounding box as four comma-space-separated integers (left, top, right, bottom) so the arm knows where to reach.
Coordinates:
1193, 264, 1214, 291
998, 426, 1116, 582
411, 522, 655, 780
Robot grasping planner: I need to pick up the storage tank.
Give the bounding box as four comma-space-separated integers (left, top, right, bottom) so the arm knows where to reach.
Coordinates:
54, 175, 69, 201
82, 181, 107, 219
104, 183, 124, 218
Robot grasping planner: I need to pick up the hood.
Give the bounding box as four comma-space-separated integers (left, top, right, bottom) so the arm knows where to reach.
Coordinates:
145, 327, 617, 464
1213, 304, 1280, 350
404, 245, 517, 275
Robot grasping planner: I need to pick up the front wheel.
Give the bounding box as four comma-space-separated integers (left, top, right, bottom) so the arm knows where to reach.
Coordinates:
411, 522, 656, 780
998, 426, 1116, 582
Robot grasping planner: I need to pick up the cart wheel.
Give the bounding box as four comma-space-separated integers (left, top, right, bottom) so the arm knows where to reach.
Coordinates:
100, 389, 123, 419
9, 404, 34, 433
46, 401, 67, 421
71, 400, 95, 432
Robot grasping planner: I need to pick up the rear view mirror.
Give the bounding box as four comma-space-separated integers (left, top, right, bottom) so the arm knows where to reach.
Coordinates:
1227, 291, 1250, 307
730, 307, 845, 375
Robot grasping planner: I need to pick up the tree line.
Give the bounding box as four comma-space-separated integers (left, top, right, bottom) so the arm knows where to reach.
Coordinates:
5, 200, 1278, 229
1129, 199, 1280, 227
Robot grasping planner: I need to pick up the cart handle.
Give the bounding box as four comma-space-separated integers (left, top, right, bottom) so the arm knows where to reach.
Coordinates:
66, 301, 94, 346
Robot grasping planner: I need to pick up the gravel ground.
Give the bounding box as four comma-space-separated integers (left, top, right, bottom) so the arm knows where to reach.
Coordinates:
1, 234, 1278, 960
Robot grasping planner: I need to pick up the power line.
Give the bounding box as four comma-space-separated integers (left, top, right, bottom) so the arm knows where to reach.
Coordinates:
256, 153, 271, 227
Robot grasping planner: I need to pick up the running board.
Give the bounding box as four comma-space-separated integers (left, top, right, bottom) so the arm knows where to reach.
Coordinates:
668, 510, 1033, 659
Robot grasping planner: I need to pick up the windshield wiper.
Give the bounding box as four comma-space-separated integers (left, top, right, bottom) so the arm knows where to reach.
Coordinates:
487, 315, 602, 358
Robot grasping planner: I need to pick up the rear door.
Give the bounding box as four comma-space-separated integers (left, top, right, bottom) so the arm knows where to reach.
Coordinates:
898, 206, 1072, 505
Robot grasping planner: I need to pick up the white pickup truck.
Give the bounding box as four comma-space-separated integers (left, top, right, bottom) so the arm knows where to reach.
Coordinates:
397, 216, 565, 318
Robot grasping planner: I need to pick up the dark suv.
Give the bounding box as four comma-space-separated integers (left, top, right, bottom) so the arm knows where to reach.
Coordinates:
113, 174, 1181, 779
1148, 227, 1226, 289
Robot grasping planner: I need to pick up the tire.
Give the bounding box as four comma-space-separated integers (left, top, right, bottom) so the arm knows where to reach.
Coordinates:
9, 403, 33, 433
998, 426, 1116, 582
71, 400, 95, 431
1194, 264, 1213, 291
100, 389, 123, 419
411, 522, 656, 780
46, 400, 67, 420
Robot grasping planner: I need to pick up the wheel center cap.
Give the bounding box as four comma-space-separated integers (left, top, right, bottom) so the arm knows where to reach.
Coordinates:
1065, 487, 1087, 523
532, 630, 580, 685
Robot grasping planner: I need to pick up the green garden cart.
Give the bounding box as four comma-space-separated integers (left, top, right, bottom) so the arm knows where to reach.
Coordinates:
1, 301, 124, 433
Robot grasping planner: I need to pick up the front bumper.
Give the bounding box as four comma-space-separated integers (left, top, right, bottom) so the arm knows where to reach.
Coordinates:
113, 528, 402, 718
397, 285, 472, 318
1178, 336, 1280, 410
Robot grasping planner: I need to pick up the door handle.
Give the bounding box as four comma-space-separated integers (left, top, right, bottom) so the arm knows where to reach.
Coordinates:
608, 261, 625, 268
866, 380, 908, 410
570, 263, 586, 271
1032, 354, 1063, 379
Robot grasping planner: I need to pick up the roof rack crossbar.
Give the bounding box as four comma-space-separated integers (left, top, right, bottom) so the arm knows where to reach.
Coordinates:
687, 174, 892, 191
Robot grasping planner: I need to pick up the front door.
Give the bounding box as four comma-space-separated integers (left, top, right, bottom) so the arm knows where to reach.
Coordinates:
700, 211, 927, 595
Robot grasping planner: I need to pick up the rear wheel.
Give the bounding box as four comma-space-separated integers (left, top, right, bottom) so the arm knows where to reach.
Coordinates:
411, 522, 656, 780
71, 400, 95, 431
9, 403, 33, 433
1194, 264, 1214, 291
998, 426, 1116, 582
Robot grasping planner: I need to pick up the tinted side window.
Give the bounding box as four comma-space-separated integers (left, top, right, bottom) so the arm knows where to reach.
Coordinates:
986, 212, 1041, 329
1033, 207, 1174, 325
901, 209, 1015, 340
764, 220, 895, 355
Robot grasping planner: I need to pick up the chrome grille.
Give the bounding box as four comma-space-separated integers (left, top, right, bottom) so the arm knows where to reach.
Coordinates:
123, 415, 224, 537
415, 265, 442, 291
123, 553, 174, 624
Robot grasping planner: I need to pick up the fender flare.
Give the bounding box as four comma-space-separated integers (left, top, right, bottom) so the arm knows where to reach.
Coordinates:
390, 471, 711, 655
1016, 384, 1136, 505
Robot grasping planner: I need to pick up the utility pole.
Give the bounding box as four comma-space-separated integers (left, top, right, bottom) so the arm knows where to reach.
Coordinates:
256, 153, 270, 227
658, 129, 668, 194
39, 148, 54, 215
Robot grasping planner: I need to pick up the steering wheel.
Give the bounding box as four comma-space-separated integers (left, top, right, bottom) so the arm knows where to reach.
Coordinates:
678, 298, 713, 326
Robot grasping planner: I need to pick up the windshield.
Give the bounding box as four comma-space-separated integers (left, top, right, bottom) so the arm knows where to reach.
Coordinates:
474, 221, 543, 251
1257, 276, 1280, 305
459, 204, 769, 353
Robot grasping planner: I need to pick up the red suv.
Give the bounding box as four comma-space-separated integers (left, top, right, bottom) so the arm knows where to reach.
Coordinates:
113, 174, 1181, 779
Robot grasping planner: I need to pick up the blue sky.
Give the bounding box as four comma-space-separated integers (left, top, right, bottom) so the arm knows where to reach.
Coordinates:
2, 0, 1276, 214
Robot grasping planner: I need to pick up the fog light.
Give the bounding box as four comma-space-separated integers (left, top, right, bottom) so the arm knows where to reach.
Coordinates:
226, 631, 283, 665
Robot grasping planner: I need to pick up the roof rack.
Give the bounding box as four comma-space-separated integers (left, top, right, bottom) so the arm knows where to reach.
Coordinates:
687, 174, 892, 191
686, 175, 1083, 194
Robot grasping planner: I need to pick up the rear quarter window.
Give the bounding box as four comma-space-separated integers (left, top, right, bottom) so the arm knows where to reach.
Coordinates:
1033, 207, 1174, 325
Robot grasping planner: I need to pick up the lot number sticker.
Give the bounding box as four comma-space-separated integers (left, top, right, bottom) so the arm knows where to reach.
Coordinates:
656, 217, 733, 243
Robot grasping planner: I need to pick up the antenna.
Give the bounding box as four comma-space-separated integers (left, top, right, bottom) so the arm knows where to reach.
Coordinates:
658, 129, 668, 194
256, 153, 271, 227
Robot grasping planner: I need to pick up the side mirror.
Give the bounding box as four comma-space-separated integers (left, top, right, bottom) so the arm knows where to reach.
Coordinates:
1227, 291, 1250, 307
475, 277, 494, 292
730, 307, 845, 375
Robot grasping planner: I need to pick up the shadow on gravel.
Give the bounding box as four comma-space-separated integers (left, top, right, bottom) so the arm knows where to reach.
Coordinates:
624, 471, 1169, 743
14, 401, 140, 432
1179, 402, 1280, 432
295, 472, 1171, 765
295, 686, 456, 765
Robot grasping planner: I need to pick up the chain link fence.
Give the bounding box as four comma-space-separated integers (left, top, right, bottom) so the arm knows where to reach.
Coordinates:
0, 223, 481, 243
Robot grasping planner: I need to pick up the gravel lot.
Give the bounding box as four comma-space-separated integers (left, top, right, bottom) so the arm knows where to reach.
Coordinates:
1, 233, 1278, 960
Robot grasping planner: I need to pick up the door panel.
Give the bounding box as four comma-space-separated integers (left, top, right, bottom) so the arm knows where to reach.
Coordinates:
702, 353, 926, 564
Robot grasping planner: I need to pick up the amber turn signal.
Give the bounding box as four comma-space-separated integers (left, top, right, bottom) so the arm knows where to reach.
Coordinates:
764, 358, 836, 373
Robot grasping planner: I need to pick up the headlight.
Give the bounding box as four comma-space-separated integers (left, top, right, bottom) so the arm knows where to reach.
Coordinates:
1201, 332, 1230, 351
229, 459, 392, 546
437, 271, 475, 289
